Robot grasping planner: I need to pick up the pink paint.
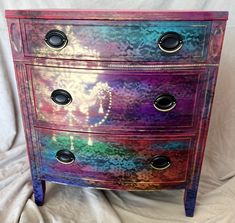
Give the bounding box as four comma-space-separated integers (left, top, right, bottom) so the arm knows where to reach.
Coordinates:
6, 10, 228, 217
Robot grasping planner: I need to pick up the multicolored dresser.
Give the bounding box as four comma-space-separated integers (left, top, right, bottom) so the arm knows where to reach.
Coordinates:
5, 10, 228, 217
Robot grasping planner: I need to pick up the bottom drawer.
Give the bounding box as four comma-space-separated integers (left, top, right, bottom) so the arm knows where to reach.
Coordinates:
36, 128, 193, 190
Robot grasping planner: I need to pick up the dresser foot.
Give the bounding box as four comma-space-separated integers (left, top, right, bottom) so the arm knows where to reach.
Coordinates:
184, 188, 197, 217
32, 179, 46, 206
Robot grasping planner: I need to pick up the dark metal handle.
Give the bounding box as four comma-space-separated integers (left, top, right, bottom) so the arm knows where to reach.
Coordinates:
158, 32, 183, 53
153, 94, 176, 112
45, 30, 68, 49
150, 156, 171, 170
56, 150, 75, 164
51, 89, 72, 105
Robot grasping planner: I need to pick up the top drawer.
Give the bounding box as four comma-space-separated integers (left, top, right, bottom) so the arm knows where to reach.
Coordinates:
20, 19, 211, 63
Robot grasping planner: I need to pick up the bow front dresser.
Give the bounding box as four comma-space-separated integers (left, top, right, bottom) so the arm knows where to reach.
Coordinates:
5, 10, 228, 217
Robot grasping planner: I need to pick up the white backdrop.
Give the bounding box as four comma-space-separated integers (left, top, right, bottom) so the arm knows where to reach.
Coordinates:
0, 1, 235, 223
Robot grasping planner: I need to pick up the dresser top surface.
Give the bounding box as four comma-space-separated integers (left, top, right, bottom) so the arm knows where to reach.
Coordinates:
5, 10, 228, 21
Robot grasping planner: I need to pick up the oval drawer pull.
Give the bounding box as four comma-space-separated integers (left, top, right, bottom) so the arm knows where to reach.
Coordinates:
56, 150, 75, 164
150, 156, 171, 170
158, 32, 183, 53
153, 94, 176, 112
51, 89, 72, 105
45, 30, 68, 50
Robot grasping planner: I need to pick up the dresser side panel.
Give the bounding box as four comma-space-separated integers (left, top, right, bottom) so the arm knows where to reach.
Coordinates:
208, 20, 227, 64
14, 63, 42, 180
6, 18, 24, 60
187, 67, 219, 189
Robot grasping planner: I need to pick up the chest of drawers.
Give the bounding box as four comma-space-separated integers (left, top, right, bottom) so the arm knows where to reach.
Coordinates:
5, 10, 228, 217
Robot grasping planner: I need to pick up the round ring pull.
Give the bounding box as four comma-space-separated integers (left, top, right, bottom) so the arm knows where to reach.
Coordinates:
56, 150, 75, 165
153, 94, 176, 112
158, 32, 183, 53
150, 156, 171, 170
44, 30, 68, 50
51, 89, 72, 105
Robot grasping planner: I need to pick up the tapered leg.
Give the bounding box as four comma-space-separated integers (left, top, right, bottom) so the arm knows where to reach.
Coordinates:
32, 179, 46, 206
184, 187, 198, 217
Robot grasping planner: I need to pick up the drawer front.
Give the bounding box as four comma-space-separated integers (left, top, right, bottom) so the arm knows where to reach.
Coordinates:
21, 19, 211, 63
27, 65, 204, 133
37, 128, 193, 188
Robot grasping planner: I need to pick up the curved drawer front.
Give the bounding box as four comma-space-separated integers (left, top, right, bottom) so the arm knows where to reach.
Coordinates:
27, 66, 203, 133
21, 19, 211, 63
37, 128, 192, 189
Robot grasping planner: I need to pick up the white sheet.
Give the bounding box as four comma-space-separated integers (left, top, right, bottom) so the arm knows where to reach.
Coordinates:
1, 1, 235, 222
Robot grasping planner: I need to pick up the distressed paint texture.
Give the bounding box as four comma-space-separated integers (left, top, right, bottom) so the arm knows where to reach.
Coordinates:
5, 10, 228, 217
37, 129, 191, 185
21, 20, 211, 63
5, 10, 228, 21
27, 66, 203, 133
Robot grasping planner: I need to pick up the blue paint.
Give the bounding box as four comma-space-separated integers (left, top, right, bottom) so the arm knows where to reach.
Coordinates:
151, 141, 190, 150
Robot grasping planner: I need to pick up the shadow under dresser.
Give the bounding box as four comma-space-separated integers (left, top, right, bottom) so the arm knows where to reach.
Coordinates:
5, 10, 228, 217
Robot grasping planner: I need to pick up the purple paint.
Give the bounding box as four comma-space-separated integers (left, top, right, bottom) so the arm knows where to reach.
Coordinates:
5, 10, 228, 217
27, 66, 205, 133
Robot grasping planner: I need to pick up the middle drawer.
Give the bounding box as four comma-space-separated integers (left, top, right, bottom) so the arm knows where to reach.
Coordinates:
27, 65, 205, 133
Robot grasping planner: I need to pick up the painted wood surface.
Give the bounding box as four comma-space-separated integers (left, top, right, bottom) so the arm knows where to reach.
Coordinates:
5, 10, 228, 217
5, 10, 228, 21
37, 128, 193, 186
20, 19, 211, 63
27, 65, 206, 133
